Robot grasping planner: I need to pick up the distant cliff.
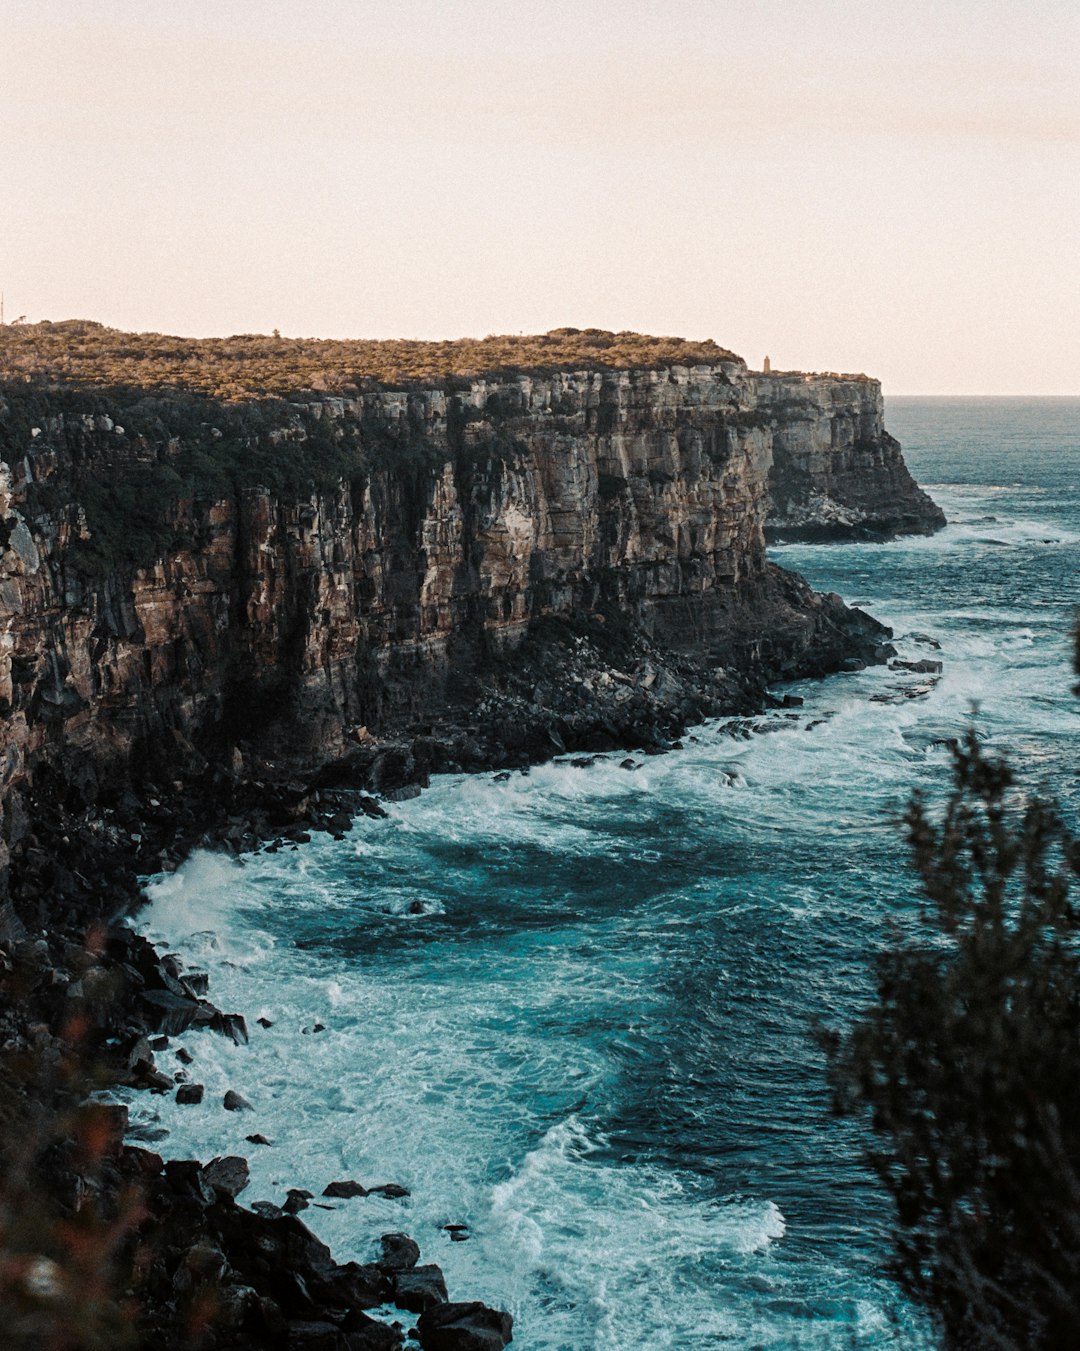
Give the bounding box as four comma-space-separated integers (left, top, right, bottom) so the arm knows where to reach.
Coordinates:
0, 330, 942, 907
758, 370, 945, 541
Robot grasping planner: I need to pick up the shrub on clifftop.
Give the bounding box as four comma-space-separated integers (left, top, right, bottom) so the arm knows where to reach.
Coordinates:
0, 321, 739, 400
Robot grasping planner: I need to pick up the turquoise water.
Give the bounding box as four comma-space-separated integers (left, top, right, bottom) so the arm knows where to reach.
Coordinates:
127, 397, 1080, 1349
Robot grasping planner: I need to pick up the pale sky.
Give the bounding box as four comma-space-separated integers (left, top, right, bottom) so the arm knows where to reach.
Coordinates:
2, 0, 1078, 393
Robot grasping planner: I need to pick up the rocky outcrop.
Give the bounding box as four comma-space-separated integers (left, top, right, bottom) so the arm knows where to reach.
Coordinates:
0, 359, 923, 907
758, 372, 945, 541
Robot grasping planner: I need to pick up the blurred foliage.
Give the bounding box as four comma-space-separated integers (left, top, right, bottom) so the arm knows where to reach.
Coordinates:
826, 719, 1080, 1349
0, 935, 143, 1350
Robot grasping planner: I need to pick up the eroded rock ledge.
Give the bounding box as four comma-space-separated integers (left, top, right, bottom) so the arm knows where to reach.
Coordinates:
758, 371, 945, 541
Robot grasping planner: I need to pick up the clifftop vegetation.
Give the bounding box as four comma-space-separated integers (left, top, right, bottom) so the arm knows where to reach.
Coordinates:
0, 321, 741, 401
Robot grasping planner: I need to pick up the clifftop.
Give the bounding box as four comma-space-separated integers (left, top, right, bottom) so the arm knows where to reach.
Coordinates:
0, 322, 742, 400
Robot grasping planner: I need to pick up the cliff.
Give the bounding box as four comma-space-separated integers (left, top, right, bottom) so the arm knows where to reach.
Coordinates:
0, 333, 942, 913
758, 370, 945, 541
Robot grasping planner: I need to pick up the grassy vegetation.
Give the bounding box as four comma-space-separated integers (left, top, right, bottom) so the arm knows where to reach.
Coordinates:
0, 321, 745, 573
0, 321, 740, 401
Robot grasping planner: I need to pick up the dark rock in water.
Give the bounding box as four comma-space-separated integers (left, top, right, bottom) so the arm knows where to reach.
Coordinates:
176, 1082, 204, 1105
211, 1010, 249, 1044
619, 758, 638, 770
368, 1182, 410, 1199
357, 794, 390, 819
149, 1034, 170, 1051
251, 1201, 284, 1219
323, 1179, 368, 1198
393, 1263, 448, 1313
246, 1133, 273, 1146
379, 1232, 421, 1272
139, 988, 202, 1035
384, 784, 422, 803
257, 1015, 274, 1029
223, 1089, 253, 1111
492, 771, 511, 783
781, 694, 804, 707
176, 1046, 194, 1064
203, 1155, 250, 1198
891, 658, 943, 675
910, 631, 942, 649
840, 658, 866, 673
136, 1061, 175, 1093
285, 1190, 311, 1215
416, 1300, 514, 1350
408, 900, 426, 914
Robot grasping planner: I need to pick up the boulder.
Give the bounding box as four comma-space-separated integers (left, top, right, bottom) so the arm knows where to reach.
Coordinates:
323, 1179, 368, 1198
393, 1264, 448, 1313
891, 658, 943, 675
378, 1232, 420, 1272
164, 1159, 215, 1205
341, 1311, 405, 1348
204, 1155, 250, 1198
176, 1082, 204, 1105
416, 1301, 514, 1350
223, 1089, 253, 1111
368, 1182, 410, 1199
139, 988, 202, 1035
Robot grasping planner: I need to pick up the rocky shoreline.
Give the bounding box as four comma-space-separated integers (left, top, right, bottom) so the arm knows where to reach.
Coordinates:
0, 572, 894, 1349
0, 337, 940, 1346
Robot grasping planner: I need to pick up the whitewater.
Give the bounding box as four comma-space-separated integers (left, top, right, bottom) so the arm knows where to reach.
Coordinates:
121, 397, 1080, 1349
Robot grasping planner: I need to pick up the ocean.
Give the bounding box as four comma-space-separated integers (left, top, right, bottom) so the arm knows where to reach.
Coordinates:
124, 397, 1080, 1349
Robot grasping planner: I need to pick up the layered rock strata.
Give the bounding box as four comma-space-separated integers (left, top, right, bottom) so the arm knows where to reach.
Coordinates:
0, 360, 932, 906
758, 371, 945, 541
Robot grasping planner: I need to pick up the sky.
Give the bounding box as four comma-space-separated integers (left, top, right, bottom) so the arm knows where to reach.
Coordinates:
2, 0, 1078, 393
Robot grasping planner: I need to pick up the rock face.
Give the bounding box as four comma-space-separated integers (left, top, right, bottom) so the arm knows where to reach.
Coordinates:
758, 372, 945, 541
0, 359, 934, 901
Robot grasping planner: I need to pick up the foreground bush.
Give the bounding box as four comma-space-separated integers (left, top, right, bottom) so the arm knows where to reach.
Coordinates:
826, 728, 1080, 1349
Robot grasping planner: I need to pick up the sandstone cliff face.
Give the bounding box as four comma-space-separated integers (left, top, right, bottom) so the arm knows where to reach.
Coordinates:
758, 372, 945, 541
0, 361, 931, 897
